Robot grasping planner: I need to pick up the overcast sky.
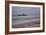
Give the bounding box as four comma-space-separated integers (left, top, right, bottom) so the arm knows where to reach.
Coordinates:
12, 6, 40, 16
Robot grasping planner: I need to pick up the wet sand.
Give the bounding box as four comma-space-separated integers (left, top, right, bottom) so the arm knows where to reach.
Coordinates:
12, 16, 40, 28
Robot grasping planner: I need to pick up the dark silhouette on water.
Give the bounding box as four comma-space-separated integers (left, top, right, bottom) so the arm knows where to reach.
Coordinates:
17, 14, 28, 16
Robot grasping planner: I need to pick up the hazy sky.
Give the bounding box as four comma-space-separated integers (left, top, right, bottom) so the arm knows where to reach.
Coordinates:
12, 6, 40, 16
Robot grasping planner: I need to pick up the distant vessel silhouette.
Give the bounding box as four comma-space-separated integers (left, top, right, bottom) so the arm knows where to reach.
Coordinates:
17, 13, 28, 16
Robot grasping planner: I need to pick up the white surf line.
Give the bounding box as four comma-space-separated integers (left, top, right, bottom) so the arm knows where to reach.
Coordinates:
13, 19, 40, 25
13, 16, 39, 18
